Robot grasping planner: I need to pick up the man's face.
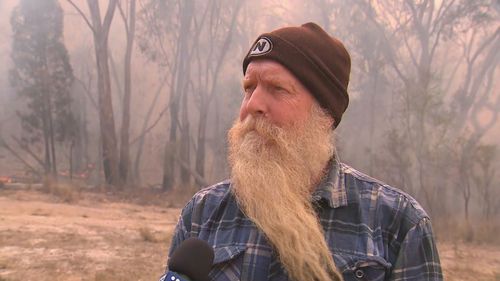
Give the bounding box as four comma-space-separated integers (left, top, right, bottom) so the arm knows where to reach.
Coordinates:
240, 60, 318, 128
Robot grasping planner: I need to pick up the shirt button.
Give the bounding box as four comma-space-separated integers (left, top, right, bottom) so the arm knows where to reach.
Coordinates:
355, 269, 365, 279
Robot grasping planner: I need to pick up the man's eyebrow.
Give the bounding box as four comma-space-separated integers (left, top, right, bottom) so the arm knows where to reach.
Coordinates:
241, 75, 298, 93
265, 76, 297, 92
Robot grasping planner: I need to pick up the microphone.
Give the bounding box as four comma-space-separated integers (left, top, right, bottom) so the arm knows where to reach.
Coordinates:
159, 238, 215, 281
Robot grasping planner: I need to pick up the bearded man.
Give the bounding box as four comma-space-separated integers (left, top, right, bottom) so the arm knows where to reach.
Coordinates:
164, 23, 443, 281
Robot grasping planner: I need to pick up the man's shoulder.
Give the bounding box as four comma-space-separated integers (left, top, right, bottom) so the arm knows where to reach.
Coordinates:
179, 180, 243, 235
186, 179, 233, 209
340, 162, 429, 223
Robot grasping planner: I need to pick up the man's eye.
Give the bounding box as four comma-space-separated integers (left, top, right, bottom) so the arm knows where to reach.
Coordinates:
273, 85, 288, 93
244, 86, 254, 95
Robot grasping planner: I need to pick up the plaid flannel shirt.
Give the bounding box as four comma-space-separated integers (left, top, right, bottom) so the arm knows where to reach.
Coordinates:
163, 157, 443, 281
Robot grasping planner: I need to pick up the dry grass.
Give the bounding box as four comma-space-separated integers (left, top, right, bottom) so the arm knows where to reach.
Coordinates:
139, 226, 159, 243
1, 186, 499, 280
474, 221, 500, 245
139, 226, 173, 244
30, 208, 51, 216
433, 217, 500, 245
40, 177, 81, 203
0, 260, 7, 270
94, 269, 118, 281
438, 241, 500, 281
0, 186, 177, 281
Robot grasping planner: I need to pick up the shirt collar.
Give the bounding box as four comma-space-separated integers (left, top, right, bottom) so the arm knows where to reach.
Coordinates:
311, 154, 348, 208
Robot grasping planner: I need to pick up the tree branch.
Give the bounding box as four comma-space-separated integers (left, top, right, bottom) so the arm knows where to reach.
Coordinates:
117, 0, 130, 35
74, 77, 98, 111
66, 0, 95, 34
108, 50, 124, 101
130, 102, 170, 145
0, 138, 41, 177
174, 152, 208, 187
103, 0, 118, 33
11, 136, 45, 168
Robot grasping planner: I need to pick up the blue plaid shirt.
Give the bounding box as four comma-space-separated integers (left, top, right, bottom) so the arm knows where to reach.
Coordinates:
164, 157, 442, 281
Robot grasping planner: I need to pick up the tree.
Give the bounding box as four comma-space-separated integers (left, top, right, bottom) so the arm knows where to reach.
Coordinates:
309, 0, 499, 220
137, 0, 185, 190
9, 0, 75, 177
137, 0, 244, 190
191, 0, 243, 185
449, 10, 499, 221
67, 0, 121, 186
117, 0, 137, 184
137, 0, 197, 191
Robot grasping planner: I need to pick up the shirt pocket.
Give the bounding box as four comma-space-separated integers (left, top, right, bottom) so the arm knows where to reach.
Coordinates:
209, 245, 246, 280
334, 253, 391, 281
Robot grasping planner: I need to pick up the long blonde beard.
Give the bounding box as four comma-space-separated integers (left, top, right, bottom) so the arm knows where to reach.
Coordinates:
228, 105, 343, 281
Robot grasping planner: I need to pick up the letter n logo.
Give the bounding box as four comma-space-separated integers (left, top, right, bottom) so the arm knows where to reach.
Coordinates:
249, 37, 273, 56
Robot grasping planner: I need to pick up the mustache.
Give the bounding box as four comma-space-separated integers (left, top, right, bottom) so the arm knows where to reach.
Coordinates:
236, 116, 283, 141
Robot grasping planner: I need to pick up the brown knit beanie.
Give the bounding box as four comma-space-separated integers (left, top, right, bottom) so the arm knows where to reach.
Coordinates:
242, 22, 351, 128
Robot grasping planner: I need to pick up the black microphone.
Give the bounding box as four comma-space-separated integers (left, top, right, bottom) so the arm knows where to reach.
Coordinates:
159, 238, 214, 281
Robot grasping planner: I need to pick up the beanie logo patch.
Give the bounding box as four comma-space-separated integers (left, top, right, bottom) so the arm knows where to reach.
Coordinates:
249, 37, 273, 56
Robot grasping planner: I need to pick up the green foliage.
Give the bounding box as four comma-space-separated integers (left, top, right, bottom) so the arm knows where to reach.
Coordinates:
329, 0, 499, 221
136, 0, 179, 64
9, 0, 76, 145
9, 0, 76, 175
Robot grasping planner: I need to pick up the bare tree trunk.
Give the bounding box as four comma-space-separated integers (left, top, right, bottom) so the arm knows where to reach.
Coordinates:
39, 67, 52, 176
82, 100, 90, 168
96, 134, 103, 186
162, 77, 180, 191
118, 0, 137, 185
161, 0, 194, 191
367, 69, 380, 176
108, 51, 123, 102
180, 89, 190, 185
46, 90, 57, 178
86, 0, 120, 186
41, 104, 51, 175
67, 0, 119, 186
193, 0, 242, 186
132, 77, 168, 184
72, 100, 86, 173
194, 105, 208, 186
69, 139, 74, 180
474, 145, 496, 221
162, 68, 181, 192
95, 39, 120, 186
162, 99, 178, 191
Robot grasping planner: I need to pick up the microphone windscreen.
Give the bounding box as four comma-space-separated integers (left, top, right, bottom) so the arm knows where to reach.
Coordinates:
168, 238, 214, 281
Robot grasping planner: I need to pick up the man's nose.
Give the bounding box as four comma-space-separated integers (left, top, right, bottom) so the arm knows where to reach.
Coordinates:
245, 86, 269, 117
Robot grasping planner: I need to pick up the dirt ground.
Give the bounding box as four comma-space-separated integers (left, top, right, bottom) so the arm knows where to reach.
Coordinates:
0, 186, 499, 281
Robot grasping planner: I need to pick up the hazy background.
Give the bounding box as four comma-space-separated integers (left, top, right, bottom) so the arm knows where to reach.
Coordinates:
0, 0, 499, 240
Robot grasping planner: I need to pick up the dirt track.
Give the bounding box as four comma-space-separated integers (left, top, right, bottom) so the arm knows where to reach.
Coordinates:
0, 186, 499, 281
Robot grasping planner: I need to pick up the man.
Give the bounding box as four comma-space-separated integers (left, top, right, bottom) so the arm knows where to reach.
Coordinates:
164, 22, 442, 281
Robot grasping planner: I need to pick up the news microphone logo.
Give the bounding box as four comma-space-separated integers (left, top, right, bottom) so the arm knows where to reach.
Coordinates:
160, 271, 190, 281
159, 238, 214, 281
